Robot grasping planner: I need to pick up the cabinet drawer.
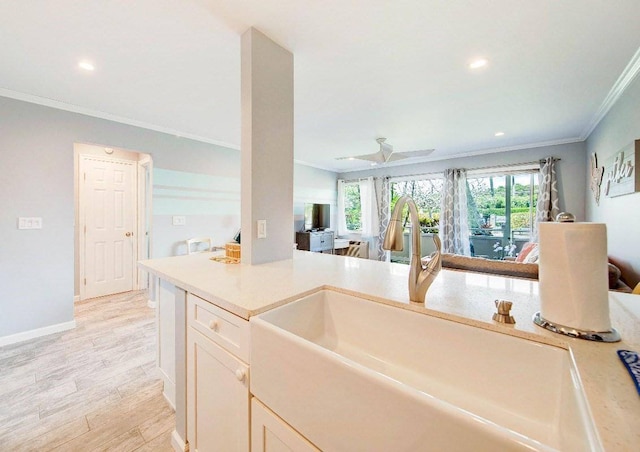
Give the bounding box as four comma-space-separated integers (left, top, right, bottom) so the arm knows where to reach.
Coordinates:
187, 293, 250, 363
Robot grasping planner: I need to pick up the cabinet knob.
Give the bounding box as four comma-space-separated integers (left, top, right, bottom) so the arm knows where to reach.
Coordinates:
209, 320, 219, 331
235, 369, 246, 382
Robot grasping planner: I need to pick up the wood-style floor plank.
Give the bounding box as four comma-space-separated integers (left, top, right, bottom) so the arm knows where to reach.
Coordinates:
0, 290, 173, 451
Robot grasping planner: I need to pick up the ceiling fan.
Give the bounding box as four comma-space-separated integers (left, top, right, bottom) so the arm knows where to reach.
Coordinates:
337, 138, 435, 165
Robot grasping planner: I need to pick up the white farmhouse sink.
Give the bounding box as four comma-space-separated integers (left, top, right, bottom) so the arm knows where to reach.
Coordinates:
250, 290, 601, 452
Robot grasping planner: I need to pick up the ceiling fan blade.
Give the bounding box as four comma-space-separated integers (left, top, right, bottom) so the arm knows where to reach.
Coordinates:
386, 152, 410, 162
336, 151, 385, 163
393, 149, 436, 158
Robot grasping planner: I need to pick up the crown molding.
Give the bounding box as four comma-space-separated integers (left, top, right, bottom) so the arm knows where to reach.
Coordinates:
580, 45, 640, 140
293, 159, 341, 172
0, 88, 241, 151
425, 137, 584, 163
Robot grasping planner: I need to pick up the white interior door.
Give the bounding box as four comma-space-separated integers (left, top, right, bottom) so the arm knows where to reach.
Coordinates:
81, 156, 136, 299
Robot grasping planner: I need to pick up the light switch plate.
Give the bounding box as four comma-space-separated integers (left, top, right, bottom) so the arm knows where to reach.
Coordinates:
18, 217, 43, 229
172, 216, 186, 226
257, 220, 267, 239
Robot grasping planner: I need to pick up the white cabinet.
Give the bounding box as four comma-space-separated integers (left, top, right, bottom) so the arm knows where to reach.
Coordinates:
187, 293, 250, 451
295, 231, 334, 253
251, 398, 319, 452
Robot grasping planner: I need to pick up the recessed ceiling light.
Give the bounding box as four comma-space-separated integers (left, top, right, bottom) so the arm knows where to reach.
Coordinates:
347, 157, 356, 161
469, 58, 488, 69
495, 131, 505, 137
78, 61, 95, 71
370, 162, 378, 166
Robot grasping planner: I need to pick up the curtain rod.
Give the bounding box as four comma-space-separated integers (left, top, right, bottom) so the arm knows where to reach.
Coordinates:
340, 158, 561, 183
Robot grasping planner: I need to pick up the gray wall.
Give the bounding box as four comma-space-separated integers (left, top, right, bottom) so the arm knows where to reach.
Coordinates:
294, 164, 339, 233
241, 28, 295, 265
0, 96, 337, 339
339, 141, 587, 220
585, 74, 640, 287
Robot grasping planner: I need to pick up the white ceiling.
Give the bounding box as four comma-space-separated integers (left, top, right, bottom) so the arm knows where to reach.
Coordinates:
1, 0, 640, 172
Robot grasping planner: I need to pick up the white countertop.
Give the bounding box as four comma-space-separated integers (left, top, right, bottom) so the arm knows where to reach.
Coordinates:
139, 250, 640, 450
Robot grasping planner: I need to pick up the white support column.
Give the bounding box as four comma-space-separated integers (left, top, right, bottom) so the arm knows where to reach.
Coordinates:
241, 28, 294, 265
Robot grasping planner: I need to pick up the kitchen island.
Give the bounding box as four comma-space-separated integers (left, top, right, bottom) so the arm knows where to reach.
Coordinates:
139, 250, 640, 451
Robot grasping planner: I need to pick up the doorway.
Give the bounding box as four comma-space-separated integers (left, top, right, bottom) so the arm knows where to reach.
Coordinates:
75, 143, 153, 301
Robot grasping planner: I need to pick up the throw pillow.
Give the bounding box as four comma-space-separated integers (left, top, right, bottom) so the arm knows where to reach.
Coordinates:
523, 245, 539, 264
516, 242, 537, 263
608, 263, 621, 289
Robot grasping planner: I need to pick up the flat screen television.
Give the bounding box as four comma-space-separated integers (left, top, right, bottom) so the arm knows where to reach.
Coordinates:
304, 203, 330, 231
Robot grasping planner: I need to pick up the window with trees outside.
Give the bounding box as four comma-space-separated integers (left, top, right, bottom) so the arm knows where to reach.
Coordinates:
389, 178, 444, 264
467, 172, 539, 259
343, 182, 362, 231
340, 167, 539, 263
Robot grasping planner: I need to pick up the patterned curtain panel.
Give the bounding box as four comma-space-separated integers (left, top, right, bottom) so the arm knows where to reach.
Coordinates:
439, 169, 471, 255
375, 177, 391, 262
534, 157, 560, 239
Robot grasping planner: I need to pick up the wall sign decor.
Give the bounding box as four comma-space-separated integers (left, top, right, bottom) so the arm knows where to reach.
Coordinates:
605, 139, 639, 198
590, 153, 604, 205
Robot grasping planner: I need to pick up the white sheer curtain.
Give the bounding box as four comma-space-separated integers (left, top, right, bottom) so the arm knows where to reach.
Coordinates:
439, 169, 471, 255
359, 176, 379, 238
336, 179, 348, 236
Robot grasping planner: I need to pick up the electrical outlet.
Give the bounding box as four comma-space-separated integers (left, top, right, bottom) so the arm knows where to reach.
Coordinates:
257, 220, 267, 239
172, 216, 186, 226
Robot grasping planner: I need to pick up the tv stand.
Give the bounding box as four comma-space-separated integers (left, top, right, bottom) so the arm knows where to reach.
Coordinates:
296, 230, 334, 253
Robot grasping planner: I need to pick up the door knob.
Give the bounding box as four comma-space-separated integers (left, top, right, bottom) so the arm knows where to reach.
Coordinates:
125, 232, 132, 237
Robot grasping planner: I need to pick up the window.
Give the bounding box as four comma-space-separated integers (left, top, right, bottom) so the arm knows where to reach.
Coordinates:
389, 177, 443, 264
390, 178, 443, 233
343, 182, 361, 231
467, 171, 538, 259
338, 165, 538, 262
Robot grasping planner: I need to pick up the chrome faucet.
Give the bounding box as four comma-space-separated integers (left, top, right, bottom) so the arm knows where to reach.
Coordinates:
383, 195, 442, 303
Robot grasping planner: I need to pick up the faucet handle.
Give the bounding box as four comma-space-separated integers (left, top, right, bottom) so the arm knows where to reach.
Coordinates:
493, 299, 516, 324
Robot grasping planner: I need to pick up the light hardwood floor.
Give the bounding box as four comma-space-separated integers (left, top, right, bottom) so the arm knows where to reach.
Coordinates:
0, 290, 174, 451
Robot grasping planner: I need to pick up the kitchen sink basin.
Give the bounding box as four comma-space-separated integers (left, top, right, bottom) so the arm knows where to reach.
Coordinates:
250, 289, 601, 451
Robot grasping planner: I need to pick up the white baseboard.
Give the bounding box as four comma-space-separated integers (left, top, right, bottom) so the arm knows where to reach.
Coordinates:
74, 295, 80, 303
159, 367, 176, 409
0, 320, 76, 347
171, 429, 188, 452
147, 299, 157, 309
163, 390, 176, 411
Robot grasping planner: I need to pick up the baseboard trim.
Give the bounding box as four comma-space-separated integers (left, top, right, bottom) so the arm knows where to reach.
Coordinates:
0, 320, 77, 347
147, 299, 157, 309
159, 367, 176, 409
171, 429, 188, 452
73, 295, 80, 303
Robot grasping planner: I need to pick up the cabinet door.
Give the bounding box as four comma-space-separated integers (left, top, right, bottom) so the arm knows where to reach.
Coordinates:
187, 327, 250, 452
322, 232, 334, 251
309, 233, 322, 251
251, 398, 319, 452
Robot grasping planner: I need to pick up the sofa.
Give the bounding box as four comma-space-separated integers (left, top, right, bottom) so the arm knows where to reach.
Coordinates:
441, 250, 632, 293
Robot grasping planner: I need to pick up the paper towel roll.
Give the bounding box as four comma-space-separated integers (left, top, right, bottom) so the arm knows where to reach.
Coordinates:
538, 222, 611, 332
